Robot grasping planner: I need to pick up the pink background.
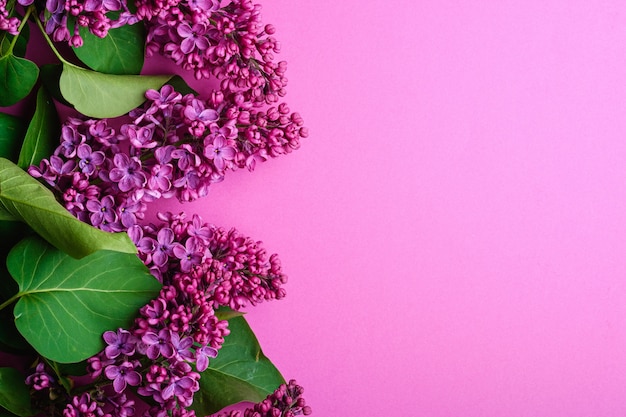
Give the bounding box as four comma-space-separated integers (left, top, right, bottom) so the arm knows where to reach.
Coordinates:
153, 1, 626, 416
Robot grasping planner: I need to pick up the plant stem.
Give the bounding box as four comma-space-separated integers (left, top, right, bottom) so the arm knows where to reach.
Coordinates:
32, 13, 78, 67
0, 293, 19, 311
6, 5, 33, 54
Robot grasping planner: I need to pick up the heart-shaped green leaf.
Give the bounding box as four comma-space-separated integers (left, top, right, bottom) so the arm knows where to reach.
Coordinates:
0, 113, 24, 162
73, 23, 146, 74
191, 316, 285, 415
17, 87, 60, 169
59, 64, 171, 118
0, 55, 38, 107
0, 158, 136, 258
0, 368, 37, 416
6, 236, 161, 363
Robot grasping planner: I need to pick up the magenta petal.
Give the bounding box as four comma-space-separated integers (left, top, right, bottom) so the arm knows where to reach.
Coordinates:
118, 177, 134, 192
142, 332, 159, 344
161, 344, 175, 358
196, 354, 208, 372
199, 108, 218, 122
102, 331, 118, 345
195, 37, 209, 51
221, 147, 236, 160
113, 376, 126, 393
213, 157, 225, 171
152, 251, 168, 267
157, 228, 174, 245
172, 244, 187, 258
212, 135, 226, 147
146, 345, 160, 360
104, 366, 119, 380
180, 38, 195, 54
162, 384, 175, 400
109, 168, 124, 182
126, 371, 141, 386
176, 23, 193, 37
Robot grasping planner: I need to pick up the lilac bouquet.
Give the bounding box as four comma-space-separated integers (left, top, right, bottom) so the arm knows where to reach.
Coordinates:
0, 0, 311, 416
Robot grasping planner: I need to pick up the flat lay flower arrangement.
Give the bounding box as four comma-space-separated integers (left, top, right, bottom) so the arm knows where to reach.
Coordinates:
0, 0, 311, 416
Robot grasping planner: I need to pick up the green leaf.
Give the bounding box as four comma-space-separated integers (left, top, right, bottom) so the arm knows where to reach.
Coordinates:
17, 87, 60, 169
73, 23, 146, 75
51, 359, 88, 378
0, 24, 29, 58
0, 55, 38, 107
168, 75, 198, 96
0, 158, 137, 258
0, 113, 25, 162
191, 316, 285, 416
59, 64, 172, 118
0, 368, 37, 416
7, 236, 161, 363
39, 64, 72, 107
215, 306, 245, 321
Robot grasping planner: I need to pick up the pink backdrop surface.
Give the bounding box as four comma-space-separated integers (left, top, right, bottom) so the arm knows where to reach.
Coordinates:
153, 1, 626, 416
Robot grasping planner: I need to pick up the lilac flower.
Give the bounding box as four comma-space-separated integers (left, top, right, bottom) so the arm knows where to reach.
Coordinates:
177, 23, 210, 54
48, 155, 76, 177
187, 0, 219, 12
142, 329, 175, 359
170, 332, 195, 362
118, 199, 143, 228
103, 328, 137, 359
108, 393, 135, 417
58, 124, 85, 158
84, 0, 120, 12
148, 163, 174, 192
172, 237, 204, 272
77, 143, 105, 175
145, 85, 182, 109
187, 214, 213, 244
105, 361, 142, 393
25, 363, 56, 391
125, 124, 158, 149
153, 227, 177, 267
64, 393, 100, 417
195, 345, 217, 372
204, 134, 235, 171
137, 383, 166, 405
109, 153, 147, 192
171, 144, 200, 171
86, 195, 116, 227
89, 119, 117, 147
161, 375, 198, 404
183, 98, 219, 124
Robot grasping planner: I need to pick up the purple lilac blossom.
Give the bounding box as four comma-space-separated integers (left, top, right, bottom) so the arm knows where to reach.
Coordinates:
29, 84, 307, 232
212, 380, 312, 417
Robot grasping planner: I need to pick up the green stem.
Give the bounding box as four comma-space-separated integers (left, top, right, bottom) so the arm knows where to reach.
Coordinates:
0, 293, 19, 311
6, 5, 33, 55
33, 13, 79, 67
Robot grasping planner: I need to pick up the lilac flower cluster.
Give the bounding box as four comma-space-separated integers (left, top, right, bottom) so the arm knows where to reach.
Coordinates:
38, 210, 284, 416
62, 392, 136, 417
29, 83, 306, 231
0, 0, 19, 35
131, 211, 288, 309
21, 0, 133, 47
142, 0, 288, 106
214, 380, 312, 417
